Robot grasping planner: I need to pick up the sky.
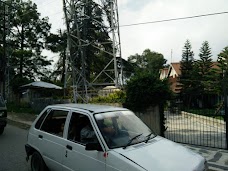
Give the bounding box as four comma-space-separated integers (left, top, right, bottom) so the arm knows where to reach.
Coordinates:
33, 0, 228, 64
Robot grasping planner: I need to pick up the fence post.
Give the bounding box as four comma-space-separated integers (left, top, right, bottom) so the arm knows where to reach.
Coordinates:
224, 80, 228, 150
223, 69, 228, 150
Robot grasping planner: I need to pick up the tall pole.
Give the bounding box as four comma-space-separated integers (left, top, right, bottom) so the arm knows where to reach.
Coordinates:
110, 0, 118, 87
2, 3, 6, 100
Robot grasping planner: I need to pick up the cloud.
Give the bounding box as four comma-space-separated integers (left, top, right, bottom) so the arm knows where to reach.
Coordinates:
32, 0, 228, 64
34, 0, 65, 32
119, 0, 228, 63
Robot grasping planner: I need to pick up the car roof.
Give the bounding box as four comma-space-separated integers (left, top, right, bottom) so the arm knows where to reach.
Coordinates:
47, 103, 128, 114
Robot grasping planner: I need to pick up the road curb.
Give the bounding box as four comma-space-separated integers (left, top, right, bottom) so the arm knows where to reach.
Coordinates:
7, 118, 31, 130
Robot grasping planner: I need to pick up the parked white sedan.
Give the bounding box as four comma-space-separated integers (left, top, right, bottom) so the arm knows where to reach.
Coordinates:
25, 104, 208, 171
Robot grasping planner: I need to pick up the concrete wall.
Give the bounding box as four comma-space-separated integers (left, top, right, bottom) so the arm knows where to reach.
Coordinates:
135, 106, 161, 135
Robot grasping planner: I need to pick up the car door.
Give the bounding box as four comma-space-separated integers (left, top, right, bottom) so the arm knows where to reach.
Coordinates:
62, 111, 106, 171
36, 108, 69, 171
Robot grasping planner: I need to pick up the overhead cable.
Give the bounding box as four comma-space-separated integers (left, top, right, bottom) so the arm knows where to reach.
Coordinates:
120, 11, 228, 27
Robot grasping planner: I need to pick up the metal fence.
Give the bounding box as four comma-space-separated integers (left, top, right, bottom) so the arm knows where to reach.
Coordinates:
164, 97, 227, 149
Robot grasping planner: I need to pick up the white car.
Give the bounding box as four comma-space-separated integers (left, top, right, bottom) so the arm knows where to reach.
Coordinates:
25, 104, 208, 171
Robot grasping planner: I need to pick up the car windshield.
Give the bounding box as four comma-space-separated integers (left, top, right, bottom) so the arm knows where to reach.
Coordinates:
94, 110, 154, 149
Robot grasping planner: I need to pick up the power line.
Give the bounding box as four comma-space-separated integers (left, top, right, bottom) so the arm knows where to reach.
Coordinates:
120, 11, 228, 27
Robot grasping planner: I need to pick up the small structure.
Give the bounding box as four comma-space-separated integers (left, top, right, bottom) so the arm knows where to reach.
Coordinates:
20, 81, 62, 103
98, 86, 120, 97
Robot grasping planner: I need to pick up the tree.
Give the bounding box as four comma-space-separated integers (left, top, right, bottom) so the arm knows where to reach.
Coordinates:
198, 41, 213, 76
196, 41, 218, 107
7, 0, 52, 82
218, 46, 228, 90
127, 53, 143, 73
128, 49, 167, 76
179, 40, 195, 107
218, 46, 228, 75
46, 29, 67, 84
125, 72, 172, 112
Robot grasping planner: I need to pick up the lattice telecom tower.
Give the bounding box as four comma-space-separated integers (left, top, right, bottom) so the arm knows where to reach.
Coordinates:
63, 0, 122, 103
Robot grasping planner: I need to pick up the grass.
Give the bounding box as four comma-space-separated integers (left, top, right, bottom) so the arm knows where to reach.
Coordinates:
186, 109, 215, 116
185, 108, 225, 120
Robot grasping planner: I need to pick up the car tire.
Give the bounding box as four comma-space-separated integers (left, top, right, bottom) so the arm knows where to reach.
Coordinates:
0, 127, 4, 135
31, 151, 48, 171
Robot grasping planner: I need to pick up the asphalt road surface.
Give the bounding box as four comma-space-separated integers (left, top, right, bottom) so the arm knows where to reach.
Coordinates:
0, 124, 30, 171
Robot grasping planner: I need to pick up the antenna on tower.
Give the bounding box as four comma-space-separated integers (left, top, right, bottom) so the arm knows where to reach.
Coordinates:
171, 49, 173, 63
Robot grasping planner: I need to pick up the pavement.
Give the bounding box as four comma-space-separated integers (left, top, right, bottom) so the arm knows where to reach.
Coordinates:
7, 112, 228, 171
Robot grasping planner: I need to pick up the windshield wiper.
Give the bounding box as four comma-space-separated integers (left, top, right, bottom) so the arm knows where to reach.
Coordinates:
123, 133, 143, 149
145, 132, 157, 143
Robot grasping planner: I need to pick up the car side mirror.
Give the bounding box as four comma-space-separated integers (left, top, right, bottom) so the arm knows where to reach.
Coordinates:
85, 143, 103, 152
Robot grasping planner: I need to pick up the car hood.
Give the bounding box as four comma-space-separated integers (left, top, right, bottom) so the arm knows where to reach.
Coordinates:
113, 136, 205, 171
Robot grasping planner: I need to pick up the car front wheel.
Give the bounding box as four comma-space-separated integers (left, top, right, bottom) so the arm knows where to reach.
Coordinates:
31, 151, 48, 171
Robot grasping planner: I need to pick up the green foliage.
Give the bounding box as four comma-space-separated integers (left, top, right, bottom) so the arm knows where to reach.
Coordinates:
179, 40, 195, 106
179, 41, 225, 108
196, 41, 220, 95
128, 49, 167, 76
218, 46, 228, 74
218, 46, 228, 90
45, 29, 67, 84
9, 0, 52, 78
89, 90, 126, 103
124, 72, 172, 112
1, 0, 52, 93
180, 40, 194, 80
10, 75, 31, 93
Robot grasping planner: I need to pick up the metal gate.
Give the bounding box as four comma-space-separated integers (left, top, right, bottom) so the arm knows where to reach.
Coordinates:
164, 96, 227, 149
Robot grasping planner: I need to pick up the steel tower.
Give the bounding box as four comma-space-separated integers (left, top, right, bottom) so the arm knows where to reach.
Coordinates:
63, 0, 122, 103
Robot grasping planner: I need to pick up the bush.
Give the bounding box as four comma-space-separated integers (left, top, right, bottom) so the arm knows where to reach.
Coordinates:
124, 72, 172, 112
89, 90, 126, 103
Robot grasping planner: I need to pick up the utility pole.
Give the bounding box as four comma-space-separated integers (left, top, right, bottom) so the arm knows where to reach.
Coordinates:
0, 1, 7, 100
63, 0, 123, 103
1, 1, 9, 100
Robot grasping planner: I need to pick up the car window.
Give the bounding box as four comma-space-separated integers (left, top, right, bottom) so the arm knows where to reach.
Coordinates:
35, 109, 50, 129
68, 113, 98, 145
95, 110, 152, 149
40, 109, 69, 137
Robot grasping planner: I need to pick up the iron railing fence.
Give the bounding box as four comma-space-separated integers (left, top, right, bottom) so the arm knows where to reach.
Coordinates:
165, 95, 227, 149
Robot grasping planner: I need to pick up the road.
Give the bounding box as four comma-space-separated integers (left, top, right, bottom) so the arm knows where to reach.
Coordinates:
0, 124, 30, 171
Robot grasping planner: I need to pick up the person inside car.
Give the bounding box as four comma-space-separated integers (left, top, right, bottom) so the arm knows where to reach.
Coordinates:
80, 117, 116, 144
80, 117, 98, 144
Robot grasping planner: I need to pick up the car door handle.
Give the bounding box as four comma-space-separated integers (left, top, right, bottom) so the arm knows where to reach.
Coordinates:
66, 145, 72, 150
38, 135, 43, 139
